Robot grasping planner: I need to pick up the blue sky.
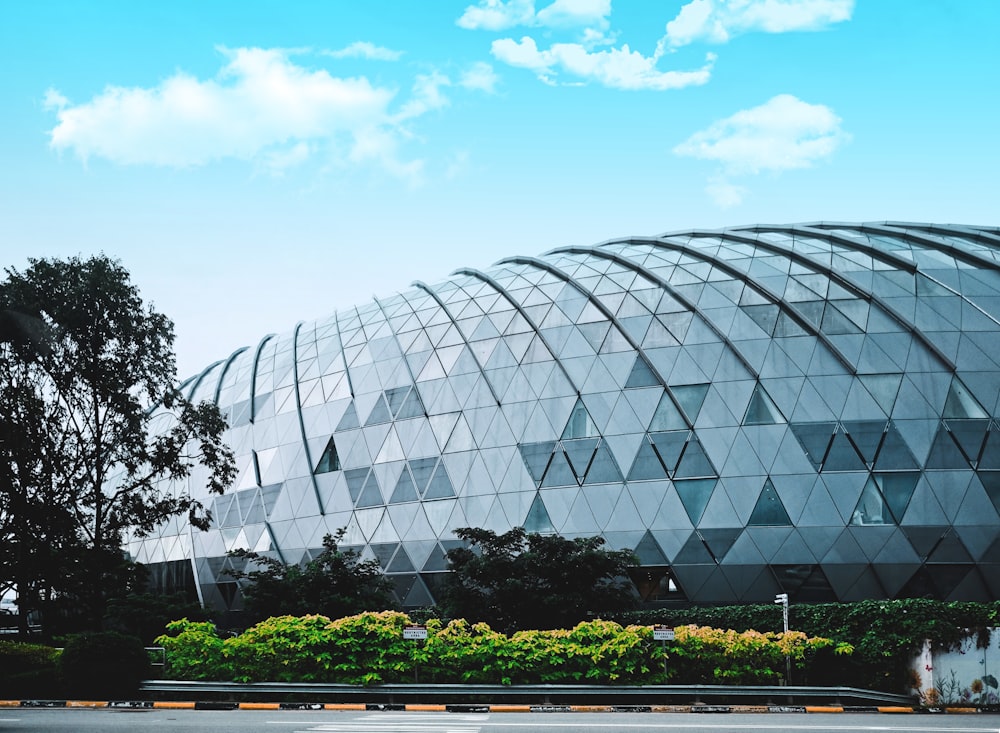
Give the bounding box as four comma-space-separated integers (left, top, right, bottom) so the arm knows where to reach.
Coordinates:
1, 1, 998, 378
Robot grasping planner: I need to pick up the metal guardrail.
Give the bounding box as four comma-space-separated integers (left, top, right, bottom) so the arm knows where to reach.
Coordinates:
139, 680, 915, 707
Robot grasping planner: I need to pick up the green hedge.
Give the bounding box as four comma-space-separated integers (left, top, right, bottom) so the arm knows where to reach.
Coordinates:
0, 640, 62, 698
156, 612, 847, 686
609, 599, 1000, 691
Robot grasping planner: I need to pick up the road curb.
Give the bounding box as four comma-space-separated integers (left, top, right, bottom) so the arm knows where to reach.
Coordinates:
2, 699, 987, 713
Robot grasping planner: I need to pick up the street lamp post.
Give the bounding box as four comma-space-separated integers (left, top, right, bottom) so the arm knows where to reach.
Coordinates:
775, 593, 790, 683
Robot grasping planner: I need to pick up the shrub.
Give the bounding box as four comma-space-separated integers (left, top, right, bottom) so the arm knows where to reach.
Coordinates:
154, 618, 228, 681
59, 631, 148, 699
0, 641, 62, 698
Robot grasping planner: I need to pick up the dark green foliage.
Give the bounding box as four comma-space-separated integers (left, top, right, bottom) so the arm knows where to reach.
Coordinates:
608, 598, 1000, 691
441, 527, 638, 634
104, 592, 211, 645
0, 640, 62, 697
0, 255, 236, 634
59, 631, 149, 699
226, 529, 397, 622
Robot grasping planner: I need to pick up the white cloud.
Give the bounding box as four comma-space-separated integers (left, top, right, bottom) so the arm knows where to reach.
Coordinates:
459, 62, 501, 93
457, 0, 610, 32
535, 0, 611, 29
457, 0, 536, 30
324, 41, 403, 61
673, 93, 849, 174
705, 176, 746, 207
45, 47, 454, 179
395, 71, 451, 122
492, 36, 715, 90
665, 0, 854, 48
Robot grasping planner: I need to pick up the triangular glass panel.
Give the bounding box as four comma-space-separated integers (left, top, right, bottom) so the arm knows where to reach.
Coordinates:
344, 468, 370, 504
408, 457, 438, 493
873, 423, 919, 469
789, 422, 836, 470
422, 543, 451, 572
582, 441, 623, 484
743, 383, 785, 426
925, 427, 971, 469
926, 531, 973, 564
385, 386, 409, 416
365, 394, 393, 426
648, 392, 687, 431
395, 387, 426, 419
945, 419, 989, 464
924, 565, 976, 599
650, 430, 691, 474
874, 472, 919, 523
336, 402, 360, 431
739, 304, 778, 336
356, 473, 384, 508
772, 565, 836, 603
518, 441, 556, 485
900, 525, 950, 560
747, 480, 792, 526
849, 476, 892, 526
562, 398, 599, 439
624, 355, 660, 388
628, 439, 668, 481
424, 463, 456, 499
524, 491, 555, 533
674, 438, 716, 479
981, 427, 1000, 470
858, 374, 902, 415
390, 467, 419, 504
823, 431, 867, 472
314, 436, 341, 474
540, 450, 577, 487
675, 478, 716, 526
669, 383, 709, 423
842, 420, 886, 465
698, 528, 742, 562
977, 471, 1000, 514
633, 530, 669, 564
261, 484, 282, 517
563, 437, 599, 481
674, 533, 715, 564
386, 547, 415, 573
943, 377, 988, 419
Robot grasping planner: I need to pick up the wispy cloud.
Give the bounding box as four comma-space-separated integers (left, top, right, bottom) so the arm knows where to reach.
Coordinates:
44, 47, 459, 180
492, 37, 715, 90
459, 62, 501, 93
458, 0, 610, 32
470, 0, 852, 91
674, 94, 849, 205
324, 41, 403, 61
664, 0, 854, 49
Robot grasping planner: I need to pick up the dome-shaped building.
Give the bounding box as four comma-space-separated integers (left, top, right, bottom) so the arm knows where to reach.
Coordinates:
131, 222, 1000, 610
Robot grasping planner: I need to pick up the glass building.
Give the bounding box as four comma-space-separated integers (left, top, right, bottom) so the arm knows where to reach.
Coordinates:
128, 222, 1000, 609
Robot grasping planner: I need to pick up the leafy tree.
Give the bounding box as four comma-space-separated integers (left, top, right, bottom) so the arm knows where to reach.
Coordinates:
226, 529, 397, 621
441, 526, 638, 633
0, 255, 237, 634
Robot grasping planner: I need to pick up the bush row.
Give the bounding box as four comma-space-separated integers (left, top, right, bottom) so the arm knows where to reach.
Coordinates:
0, 632, 148, 698
609, 599, 1000, 691
155, 612, 849, 685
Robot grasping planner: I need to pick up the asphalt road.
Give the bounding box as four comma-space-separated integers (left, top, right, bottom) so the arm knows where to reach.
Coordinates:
0, 710, 999, 733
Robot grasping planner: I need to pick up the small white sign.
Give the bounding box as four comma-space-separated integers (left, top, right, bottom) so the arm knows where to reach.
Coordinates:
403, 625, 428, 640
652, 625, 675, 641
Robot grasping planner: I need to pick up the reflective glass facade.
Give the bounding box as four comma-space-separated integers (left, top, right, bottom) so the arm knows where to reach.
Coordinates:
128, 222, 1000, 609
